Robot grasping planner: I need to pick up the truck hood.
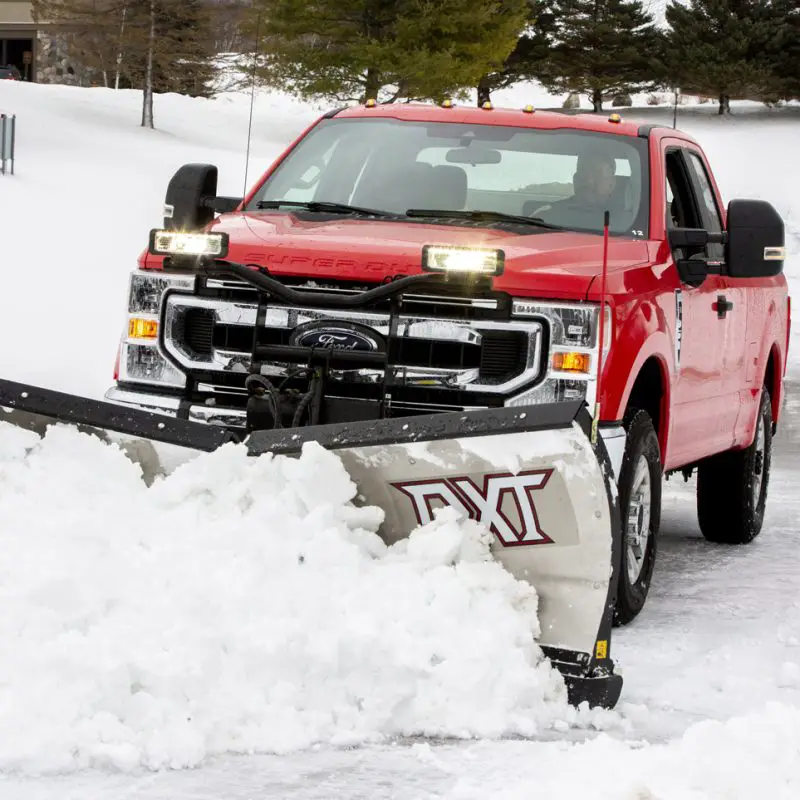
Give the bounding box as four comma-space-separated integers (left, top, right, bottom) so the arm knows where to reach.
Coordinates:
208, 212, 651, 300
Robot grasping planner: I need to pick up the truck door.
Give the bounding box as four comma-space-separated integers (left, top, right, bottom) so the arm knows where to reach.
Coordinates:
682, 147, 748, 450
663, 144, 733, 465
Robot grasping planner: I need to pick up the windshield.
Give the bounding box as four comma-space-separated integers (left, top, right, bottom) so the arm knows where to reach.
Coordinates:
246, 117, 650, 237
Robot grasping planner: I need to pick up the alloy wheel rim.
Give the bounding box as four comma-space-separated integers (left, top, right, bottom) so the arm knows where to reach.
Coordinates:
626, 455, 651, 585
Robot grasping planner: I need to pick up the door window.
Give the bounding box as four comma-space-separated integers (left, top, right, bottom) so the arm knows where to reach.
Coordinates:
685, 151, 725, 262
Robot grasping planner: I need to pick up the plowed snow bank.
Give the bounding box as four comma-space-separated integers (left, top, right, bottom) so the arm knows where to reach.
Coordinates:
0, 423, 605, 774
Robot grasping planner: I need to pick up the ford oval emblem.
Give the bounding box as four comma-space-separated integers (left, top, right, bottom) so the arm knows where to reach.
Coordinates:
290, 322, 384, 352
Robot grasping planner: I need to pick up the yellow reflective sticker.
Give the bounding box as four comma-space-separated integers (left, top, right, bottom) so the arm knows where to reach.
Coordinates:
596, 640, 608, 659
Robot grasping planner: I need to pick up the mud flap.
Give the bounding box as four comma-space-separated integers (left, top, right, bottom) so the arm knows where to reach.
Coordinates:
0, 379, 622, 708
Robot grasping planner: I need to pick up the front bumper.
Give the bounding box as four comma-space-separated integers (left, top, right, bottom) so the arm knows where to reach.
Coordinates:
105, 386, 247, 429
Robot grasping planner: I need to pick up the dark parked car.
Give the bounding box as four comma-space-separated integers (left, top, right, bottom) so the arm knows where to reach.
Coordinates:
0, 65, 21, 80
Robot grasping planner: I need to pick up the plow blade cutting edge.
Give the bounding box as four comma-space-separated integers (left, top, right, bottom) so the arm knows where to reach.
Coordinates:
0, 378, 623, 708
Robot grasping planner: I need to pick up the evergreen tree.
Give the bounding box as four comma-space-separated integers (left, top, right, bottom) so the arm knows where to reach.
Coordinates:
664, 0, 784, 113
123, 0, 217, 100
476, 4, 552, 106
33, 0, 218, 127
534, 0, 666, 112
772, 0, 800, 100
244, 0, 529, 104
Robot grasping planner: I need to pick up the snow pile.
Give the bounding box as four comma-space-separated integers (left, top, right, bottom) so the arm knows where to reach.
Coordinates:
0, 421, 588, 774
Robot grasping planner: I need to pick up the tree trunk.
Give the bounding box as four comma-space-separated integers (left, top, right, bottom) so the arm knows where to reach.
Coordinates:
591, 88, 603, 112
477, 76, 492, 106
362, 67, 380, 103
115, 5, 127, 91
141, 0, 155, 129
718, 93, 731, 115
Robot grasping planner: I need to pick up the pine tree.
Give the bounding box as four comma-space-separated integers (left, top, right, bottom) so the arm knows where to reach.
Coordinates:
122, 0, 217, 100
664, 0, 784, 113
33, 0, 217, 128
534, 0, 666, 112
244, 0, 529, 104
476, 3, 552, 106
772, 0, 800, 100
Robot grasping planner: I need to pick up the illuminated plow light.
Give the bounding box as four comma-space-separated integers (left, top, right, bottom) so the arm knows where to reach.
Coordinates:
422, 245, 504, 276
148, 230, 229, 258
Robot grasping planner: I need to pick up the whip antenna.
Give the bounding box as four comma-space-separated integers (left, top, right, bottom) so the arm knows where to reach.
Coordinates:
592, 210, 610, 445
243, 9, 263, 199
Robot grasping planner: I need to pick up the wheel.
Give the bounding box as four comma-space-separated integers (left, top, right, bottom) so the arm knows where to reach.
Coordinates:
697, 387, 772, 544
613, 409, 662, 626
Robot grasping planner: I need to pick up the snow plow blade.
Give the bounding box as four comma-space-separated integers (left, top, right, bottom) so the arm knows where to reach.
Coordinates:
0, 378, 623, 709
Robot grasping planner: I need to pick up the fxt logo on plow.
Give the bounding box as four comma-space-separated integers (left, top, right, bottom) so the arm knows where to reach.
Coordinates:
391, 469, 554, 547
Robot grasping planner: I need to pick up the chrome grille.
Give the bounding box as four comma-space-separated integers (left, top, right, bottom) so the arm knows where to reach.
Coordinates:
161, 293, 544, 405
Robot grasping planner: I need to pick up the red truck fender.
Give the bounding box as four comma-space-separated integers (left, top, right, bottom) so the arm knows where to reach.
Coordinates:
756, 295, 788, 429
599, 298, 674, 466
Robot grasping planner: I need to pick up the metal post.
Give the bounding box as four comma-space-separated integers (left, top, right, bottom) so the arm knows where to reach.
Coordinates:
0, 114, 15, 176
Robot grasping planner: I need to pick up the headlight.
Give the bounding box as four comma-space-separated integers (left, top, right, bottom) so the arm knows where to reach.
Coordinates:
128, 271, 196, 315
148, 230, 229, 258
422, 245, 504, 276
507, 300, 613, 409
119, 343, 186, 388
117, 269, 195, 390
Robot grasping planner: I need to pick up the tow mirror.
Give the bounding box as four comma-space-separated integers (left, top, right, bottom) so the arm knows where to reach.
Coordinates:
725, 199, 785, 278
163, 164, 243, 230
667, 227, 725, 287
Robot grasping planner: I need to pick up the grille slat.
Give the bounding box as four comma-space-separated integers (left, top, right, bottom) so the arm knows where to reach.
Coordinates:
184, 309, 215, 356
479, 331, 526, 379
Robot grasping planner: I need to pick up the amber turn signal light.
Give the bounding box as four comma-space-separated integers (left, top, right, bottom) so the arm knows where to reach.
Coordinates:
553, 351, 591, 373
128, 318, 159, 339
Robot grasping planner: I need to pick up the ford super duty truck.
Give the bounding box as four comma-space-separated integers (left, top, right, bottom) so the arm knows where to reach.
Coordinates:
103, 102, 789, 626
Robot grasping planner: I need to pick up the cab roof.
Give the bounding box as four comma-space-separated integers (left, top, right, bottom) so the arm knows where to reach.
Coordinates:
326, 101, 698, 143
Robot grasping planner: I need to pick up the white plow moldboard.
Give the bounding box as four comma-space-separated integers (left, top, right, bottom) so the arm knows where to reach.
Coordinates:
338, 424, 614, 668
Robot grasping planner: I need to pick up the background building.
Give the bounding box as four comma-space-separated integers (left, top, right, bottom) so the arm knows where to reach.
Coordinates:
0, 1, 37, 81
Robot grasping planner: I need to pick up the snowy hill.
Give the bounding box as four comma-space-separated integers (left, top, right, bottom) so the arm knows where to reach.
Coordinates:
1, 80, 800, 797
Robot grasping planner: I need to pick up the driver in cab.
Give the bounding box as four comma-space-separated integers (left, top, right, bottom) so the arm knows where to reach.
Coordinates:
532, 151, 618, 228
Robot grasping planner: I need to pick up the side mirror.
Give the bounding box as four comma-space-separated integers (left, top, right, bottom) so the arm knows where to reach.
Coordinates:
726, 199, 785, 278
163, 164, 243, 230
667, 227, 725, 287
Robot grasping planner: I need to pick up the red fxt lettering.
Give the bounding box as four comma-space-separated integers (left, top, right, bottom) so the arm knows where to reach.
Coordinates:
391, 469, 554, 546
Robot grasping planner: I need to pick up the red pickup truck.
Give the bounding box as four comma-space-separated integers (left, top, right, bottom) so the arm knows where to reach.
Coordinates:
105, 102, 789, 625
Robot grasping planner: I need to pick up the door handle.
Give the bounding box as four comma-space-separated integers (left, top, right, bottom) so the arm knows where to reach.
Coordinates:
714, 294, 734, 319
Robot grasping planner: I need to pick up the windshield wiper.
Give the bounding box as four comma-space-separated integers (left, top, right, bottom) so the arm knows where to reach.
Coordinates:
405, 208, 564, 230
255, 199, 391, 218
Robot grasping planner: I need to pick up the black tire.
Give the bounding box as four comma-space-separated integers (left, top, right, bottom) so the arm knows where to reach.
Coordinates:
697, 387, 773, 544
613, 409, 662, 627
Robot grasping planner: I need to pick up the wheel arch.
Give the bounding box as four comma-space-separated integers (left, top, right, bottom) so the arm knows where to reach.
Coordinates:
608, 344, 671, 461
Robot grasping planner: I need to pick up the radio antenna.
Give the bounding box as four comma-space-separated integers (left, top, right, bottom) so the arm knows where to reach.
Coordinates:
243, 9, 263, 199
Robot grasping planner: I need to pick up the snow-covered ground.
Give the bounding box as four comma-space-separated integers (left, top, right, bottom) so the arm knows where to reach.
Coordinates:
0, 79, 799, 797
